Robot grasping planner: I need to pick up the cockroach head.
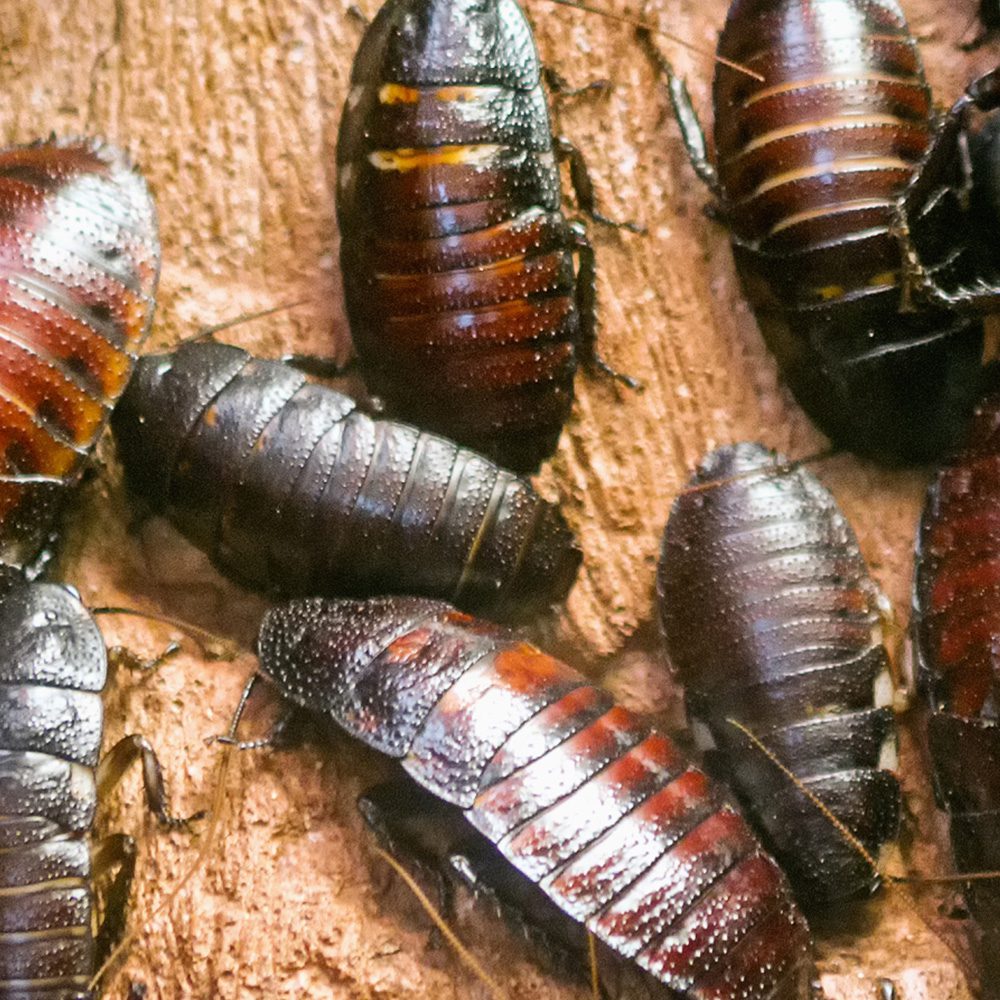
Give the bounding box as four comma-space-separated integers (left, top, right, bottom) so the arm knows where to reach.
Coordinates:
256, 596, 443, 711
693, 441, 780, 486
353, 0, 539, 89
256, 596, 458, 755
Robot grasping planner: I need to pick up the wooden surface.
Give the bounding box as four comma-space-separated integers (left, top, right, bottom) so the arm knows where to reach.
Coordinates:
0, 0, 997, 996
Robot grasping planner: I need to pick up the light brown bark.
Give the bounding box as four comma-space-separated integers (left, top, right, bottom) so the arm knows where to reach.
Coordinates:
0, 0, 994, 996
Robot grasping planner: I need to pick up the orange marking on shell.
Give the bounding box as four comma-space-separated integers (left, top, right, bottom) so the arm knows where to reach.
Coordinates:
434, 87, 480, 102
384, 627, 434, 665
492, 643, 566, 695
379, 83, 421, 104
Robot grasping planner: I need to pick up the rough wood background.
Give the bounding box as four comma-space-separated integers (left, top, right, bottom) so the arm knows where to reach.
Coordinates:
0, 0, 997, 997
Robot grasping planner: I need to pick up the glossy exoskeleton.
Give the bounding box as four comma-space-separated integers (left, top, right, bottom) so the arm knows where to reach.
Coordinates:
110, 341, 581, 622
914, 388, 1000, 995
252, 595, 816, 999
645, 1, 1000, 463
0, 137, 159, 571
657, 443, 901, 907
337, 0, 614, 473
0, 576, 184, 998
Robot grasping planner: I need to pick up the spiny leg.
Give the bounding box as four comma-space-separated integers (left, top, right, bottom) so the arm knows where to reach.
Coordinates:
638, 29, 722, 198
543, 65, 611, 100
108, 642, 181, 675
571, 222, 640, 389
97, 734, 201, 829
554, 136, 644, 234
91, 832, 138, 966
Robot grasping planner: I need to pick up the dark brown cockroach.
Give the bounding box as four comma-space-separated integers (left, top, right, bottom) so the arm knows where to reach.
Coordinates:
0, 137, 159, 572
984, 0, 1000, 29
0, 574, 187, 999
243, 594, 816, 1000
657, 443, 901, 908
643, 1, 1000, 464
110, 341, 581, 622
336, 0, 633, 473
914, 386, 1000, 995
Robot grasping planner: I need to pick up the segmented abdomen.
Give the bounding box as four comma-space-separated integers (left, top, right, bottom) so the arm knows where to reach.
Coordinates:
110, 342, 580, 621
0, 581, 108, 1000
711, 0, 982, 462
258, 595, 816, 1000
715, 0, 932, 303
657, 443, 900, 905
0, 138, 159, 570
915, 389, 1000, 989
336, 1, 579, 472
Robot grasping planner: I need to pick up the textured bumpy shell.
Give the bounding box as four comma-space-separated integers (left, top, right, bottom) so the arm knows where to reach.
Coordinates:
914, 389, 1000, 991
111, 341, 580, 621
0, 137, 159, 570
658, 443, 900, 906
712, 0, 982, 462
258, 595, 817, 1000
0, 580, 108, 999
336, 0, 581, 472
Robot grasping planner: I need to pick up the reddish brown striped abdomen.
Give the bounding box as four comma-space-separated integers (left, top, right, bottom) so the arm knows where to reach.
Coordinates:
658, 443, 900, 907
0, 137, 159, 571
258, 596, 817, 1000
336, 0, 580, 473
915, 389, 1000, 991
712, 0, 982, 462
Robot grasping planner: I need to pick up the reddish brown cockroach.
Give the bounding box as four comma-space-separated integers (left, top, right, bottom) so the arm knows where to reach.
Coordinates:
0, 137, 159, 572
657, 443, 901, 908
644, 1, 1000, 463
336, 0, 635, 473
110, 341, 581, 622
241, 594, 817, 1000
914, 386, 1000, 995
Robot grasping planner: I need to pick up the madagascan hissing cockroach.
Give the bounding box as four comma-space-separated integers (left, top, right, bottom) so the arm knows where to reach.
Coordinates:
643, 2, 1000, 463
110, 341, 581, 622
657, 443, 901, 907
0, 137, 159, 572
0, 575, 186, 998
336, 0, 621, 473
914, 387, 1000, 995
250, 595, 816, 999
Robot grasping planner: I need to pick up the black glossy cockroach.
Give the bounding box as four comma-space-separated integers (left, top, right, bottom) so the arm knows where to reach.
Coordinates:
0, 137, 159, 572
110, 341, 581, 622
657, 443, 901, 908
240, 594, 816, 999
643, 2, 1000, 464
337, 0, 634, 473
914, 386, 1000, 996
0, 575, 186, 999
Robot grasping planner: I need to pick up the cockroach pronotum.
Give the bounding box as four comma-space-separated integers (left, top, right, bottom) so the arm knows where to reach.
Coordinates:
643, 1, 1000, 463
914, 386, 1000, 995
0, 137, 159, 572
110, 341, 581, 622
0, 575, 187, 998
657, 443, 901, 907
337, 0, 634, 473
240, 594, 816, 999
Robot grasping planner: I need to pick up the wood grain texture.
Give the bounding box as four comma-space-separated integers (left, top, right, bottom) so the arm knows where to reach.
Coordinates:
0, 0, 995, 996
